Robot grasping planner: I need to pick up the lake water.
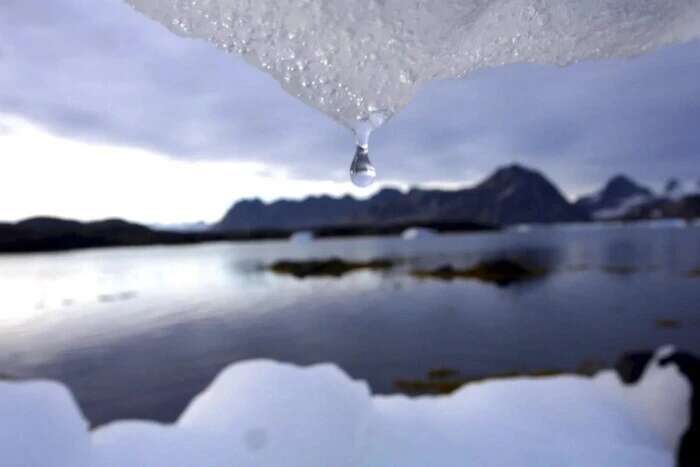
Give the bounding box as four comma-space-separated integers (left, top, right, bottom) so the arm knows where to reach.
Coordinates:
1, 222, 699, 426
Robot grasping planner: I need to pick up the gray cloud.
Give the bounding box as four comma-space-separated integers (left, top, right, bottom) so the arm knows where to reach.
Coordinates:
1, 0, 699, 197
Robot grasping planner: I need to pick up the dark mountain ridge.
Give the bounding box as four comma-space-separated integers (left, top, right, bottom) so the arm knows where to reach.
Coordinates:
0, 217, 231, 253
217, 165, 589, 231
3, 165, 698, 254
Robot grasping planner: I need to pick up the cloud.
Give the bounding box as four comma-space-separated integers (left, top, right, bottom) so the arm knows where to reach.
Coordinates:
1, 0, 699, 197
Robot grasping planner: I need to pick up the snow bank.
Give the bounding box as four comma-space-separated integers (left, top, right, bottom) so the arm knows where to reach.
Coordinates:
0, 380, 91, 467
1, 349, 693, 467
125, 0, 700, 130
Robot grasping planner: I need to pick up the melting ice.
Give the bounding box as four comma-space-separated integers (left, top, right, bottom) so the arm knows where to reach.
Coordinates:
125, 0, 700, 184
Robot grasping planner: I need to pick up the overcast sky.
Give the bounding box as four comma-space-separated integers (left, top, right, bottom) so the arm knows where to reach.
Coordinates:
1, 0, 699, 224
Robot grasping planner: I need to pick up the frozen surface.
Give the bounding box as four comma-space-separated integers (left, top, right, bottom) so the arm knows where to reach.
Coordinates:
125, 0, 700, 131
0, 348, 691, 467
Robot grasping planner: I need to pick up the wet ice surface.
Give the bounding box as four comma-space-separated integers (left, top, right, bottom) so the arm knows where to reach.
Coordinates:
0, 348, 692, 467
126, 0, 700, 129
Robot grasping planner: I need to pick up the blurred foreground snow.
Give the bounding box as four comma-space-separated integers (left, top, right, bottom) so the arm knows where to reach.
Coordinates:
0, 348, 691, 467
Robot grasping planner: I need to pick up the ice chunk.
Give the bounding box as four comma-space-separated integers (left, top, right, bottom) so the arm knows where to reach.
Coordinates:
401, 227, 437, 240
93, 360, 372, 467
595, 347, 692, 453
0, 380, 91, 467
124, 0, 700, 130
0, 349, 694, 466
289, 230, 314, 242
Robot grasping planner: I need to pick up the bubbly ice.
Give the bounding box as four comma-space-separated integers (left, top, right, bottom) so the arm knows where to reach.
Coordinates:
0, 348, 692, 467
125, 0, 700, 132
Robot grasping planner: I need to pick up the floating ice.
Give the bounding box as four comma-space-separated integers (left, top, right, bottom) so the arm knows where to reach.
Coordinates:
401, 227, 438, 240
125, 0, 700, 132
289, 230, 314, 242
0, 348, 693, 467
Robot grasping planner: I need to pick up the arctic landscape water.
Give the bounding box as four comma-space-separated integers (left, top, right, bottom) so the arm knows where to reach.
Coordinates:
3, 0, 700, 465
2, 223, 700, 466
1, 225, 699, 406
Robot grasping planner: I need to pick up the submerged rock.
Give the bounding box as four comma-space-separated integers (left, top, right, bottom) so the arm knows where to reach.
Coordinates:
412, 259, 542, 286
395, 367, 564, 396
270, 258, 394, 278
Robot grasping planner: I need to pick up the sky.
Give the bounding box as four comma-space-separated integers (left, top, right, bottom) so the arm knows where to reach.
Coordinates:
1, 0, 699, 224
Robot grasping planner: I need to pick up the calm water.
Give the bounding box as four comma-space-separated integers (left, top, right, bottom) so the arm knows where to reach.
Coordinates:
1, 223, 699, 426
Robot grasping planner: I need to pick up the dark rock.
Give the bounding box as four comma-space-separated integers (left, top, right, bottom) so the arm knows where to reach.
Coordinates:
660, 352, 700, 467
269, 258, 394, 278
395, 367, 563, 396
427, 368, 460, 380
412, 259, 542, 286
616, 350, 700, 467
614, 351, 654, 384
657, 319, 682, 329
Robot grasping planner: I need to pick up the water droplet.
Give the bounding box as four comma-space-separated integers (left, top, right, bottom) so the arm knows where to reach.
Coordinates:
347, 110, 390, 187
350, 145, 376, 188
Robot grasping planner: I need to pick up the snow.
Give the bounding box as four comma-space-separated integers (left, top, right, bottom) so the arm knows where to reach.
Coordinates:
0, 380, 91, 467
593, 194, 653, 220
664, 179, 700, 201
0, 348, 692, 467
124, 0, 700, 132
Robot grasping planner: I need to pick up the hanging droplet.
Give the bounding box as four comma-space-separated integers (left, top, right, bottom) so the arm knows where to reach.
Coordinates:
350, 145, 376, 187
347, 110, 390, 187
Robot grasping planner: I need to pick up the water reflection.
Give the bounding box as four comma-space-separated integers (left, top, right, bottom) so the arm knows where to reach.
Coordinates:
0, 225, 698, 426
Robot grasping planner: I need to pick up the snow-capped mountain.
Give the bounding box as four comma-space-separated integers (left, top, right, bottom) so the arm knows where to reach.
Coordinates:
663, 178, 700, 201
575, 176, 654, 220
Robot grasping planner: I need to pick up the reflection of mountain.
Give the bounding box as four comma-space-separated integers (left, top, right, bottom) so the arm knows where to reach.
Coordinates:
217, 165, 589, 231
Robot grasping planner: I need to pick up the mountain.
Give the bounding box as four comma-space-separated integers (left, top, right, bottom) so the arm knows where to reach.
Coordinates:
663, 177, 700, 201
623, 195, 700, 221
0, 217, 235, 253
575, 175, 654, 220
217, 164, 588, 231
